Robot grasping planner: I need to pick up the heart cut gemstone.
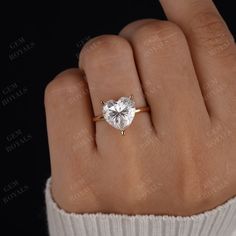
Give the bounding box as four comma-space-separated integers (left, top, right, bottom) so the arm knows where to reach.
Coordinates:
102, 96, 136, 131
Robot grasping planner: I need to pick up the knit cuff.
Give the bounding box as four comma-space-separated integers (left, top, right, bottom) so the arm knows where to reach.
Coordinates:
45, 178, 236, 236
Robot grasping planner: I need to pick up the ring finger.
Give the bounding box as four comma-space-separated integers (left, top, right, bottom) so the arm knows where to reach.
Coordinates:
79, 35, 153, 150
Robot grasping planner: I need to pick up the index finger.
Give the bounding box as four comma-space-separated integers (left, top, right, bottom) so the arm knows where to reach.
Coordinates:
159, 0, 236, 120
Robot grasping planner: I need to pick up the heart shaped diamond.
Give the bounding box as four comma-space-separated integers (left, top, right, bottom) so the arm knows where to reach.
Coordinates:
102, 96, 136, 131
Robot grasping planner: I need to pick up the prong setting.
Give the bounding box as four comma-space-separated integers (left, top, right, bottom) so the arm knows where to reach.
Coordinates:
102, 96, 136, 133
129, 94, 134, 100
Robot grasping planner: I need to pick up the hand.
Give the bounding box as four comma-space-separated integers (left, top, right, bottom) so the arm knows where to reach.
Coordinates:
44, 0, 236, 216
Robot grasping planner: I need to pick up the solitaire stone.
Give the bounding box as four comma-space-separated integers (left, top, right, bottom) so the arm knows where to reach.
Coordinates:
102, 96, 136, 131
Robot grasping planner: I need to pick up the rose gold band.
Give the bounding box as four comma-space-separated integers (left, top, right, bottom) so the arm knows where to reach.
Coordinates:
93, 106, 150, 122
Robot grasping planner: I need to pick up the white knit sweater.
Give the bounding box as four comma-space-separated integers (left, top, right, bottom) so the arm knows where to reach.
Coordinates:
45, 179, 236, 236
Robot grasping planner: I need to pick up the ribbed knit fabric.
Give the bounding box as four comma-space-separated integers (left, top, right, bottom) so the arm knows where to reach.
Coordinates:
45, 179, 236, 236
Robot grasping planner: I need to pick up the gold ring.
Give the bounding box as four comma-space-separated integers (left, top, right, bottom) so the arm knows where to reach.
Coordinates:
93, 95, 150, 135
93, 107, 150, 122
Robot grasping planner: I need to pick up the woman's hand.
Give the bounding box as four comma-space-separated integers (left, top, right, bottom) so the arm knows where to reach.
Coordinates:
44, 0, 236, 216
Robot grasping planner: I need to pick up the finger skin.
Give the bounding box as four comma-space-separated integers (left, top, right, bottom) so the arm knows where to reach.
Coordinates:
159, 0, 236, 120
79, 35, 154, 150
79, 35, 147, 114
120, 19, 210, 137
44, 68, 97, 210
44, 27, 236, 217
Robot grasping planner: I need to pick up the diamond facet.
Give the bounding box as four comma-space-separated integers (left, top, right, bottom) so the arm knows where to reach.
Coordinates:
102, 96, 136, 131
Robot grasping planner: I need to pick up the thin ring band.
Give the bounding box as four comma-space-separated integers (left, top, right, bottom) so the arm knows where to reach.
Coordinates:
93, 106, 150, 122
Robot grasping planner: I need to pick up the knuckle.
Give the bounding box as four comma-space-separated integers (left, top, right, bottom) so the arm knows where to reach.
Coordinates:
190, 12, 235, 57
79, 35, 132, 67
132, 20, 185, 56
119, 18, 156, 35
44, 68, 84, 103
